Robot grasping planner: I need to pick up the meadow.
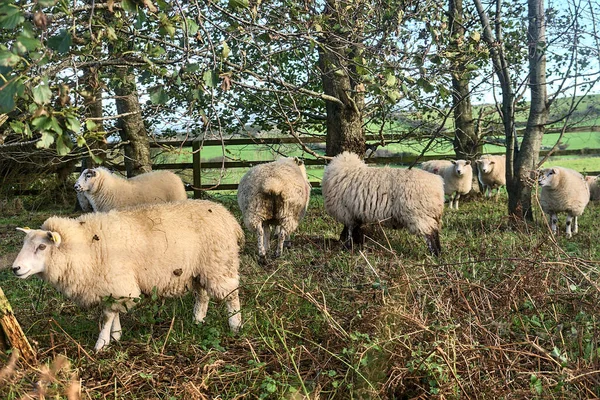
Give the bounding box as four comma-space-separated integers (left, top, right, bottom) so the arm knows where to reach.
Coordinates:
1, 188, 600, 398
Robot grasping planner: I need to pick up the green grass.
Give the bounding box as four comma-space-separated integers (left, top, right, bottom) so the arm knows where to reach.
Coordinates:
2, 191, 600, 398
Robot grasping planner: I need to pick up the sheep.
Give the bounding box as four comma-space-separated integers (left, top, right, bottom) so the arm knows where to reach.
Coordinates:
74, 167, 188, 212
321, 151, 445, 256
585, 175, 600, 201
475, 154, 506, 200
237, 157, 311, 261
538, 166, 590, 238
421, 159, 473, 209
11, 200, 243, 351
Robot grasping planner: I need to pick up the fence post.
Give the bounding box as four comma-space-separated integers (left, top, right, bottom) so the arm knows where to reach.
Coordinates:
192, 139, 202, 199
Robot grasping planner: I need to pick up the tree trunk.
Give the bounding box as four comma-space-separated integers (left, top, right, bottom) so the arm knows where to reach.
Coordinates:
449, 0, 480, 162
508, 0, 548, 220
318, 1, 365, 157
81, 65, 106, 170
114, 67, 152, 177
0, 286, 36, 364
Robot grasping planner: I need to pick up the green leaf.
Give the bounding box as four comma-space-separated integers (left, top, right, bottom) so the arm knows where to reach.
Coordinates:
55, 134, 72, 155
203, 70, 219, 88
149, 86, 168, 104
530, 374, 543, 395
76, 135, 86, 147
0, 50, 20, 67
47, 30, 72, 54
36, 130, 55, 149
186, 18, 198, 36
121, 0, 137, 13
0, 5, 25, 30
65, 115, 81, 133
32, 83, 52, 105
16, 35, 40, 52
0, 80, 19, 113
32, 116, 51, 130
221, 41, 230, 59
85, 119, 98, 131
384, 72, 396, 87
228, 0, 249, 9
50, 116, 63, 135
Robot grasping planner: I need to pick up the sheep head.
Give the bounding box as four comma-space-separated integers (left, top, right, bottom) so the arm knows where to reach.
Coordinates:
12, 228, 61, 279
74, 168, 99, 193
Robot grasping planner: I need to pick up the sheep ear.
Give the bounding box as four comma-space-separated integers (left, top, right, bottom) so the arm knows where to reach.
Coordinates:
293, 157, 304, 166
465, 160, 471, 165
46, 231, 62, 247
475, 160, 482, 165
451, 160, 456, 165
16, 227, 31, 234
490, 161, 495, 165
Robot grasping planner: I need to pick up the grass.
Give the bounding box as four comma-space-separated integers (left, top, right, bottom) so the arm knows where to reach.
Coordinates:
2, 189, 600, 398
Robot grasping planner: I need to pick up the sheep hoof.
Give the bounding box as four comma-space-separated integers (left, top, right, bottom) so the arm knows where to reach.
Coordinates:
258, 255, 269, 266
94, 338, 108, 352
283, 240, 292, 249
111, 331, 122, 342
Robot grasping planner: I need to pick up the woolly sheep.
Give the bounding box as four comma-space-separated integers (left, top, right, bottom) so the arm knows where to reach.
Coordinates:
74, 167, 188, 212
538, 166, 589, 238
585, 175, 600, 201
237, 157, 311, 260
421, 159, 473, 209
11, 200, 243, 351
476, 154, 506, 200
322, 152, 445, 256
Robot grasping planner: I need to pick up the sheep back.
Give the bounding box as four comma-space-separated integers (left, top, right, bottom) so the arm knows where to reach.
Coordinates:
75, 167, 188, 212
322, 152, 444, 238
539, 167, 589, 216
585, 175, 600, 201
37, 200, 243, 310
237, 158, 310, 233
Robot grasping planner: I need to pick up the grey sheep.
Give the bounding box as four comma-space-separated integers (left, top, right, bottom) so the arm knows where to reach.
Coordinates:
11, 200, 243, 351
74, 167, 188, 212
237, 157, 311, 260
421, 159, 473, 209
476, 154, 506, 200
322, 152, 445, 256
539, 167, 589, 238
585, 175, 600, 201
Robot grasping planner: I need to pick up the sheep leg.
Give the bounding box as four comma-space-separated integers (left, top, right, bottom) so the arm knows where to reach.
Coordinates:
424, 231, 441, 257
566, 215, 573, 238
263, 222, 271, 254
256, 223, 267, 263
110, 313, 122, 342
550, 213, 558, 235
573, 215, 579, 234
95, 309, 118, 351
193, 287, 210, 324
224, 290, 242, 333
274, 226, 287, 258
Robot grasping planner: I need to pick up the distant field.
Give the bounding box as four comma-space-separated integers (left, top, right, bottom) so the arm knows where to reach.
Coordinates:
156, 130, 600, 188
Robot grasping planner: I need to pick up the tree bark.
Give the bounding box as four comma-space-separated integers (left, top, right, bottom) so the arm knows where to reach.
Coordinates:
81, 65, 106, 170
318, 0, 366, 157
0, 286, 36, 364
114, 66, 152, 177
509, 0, 548, 220
449, 0, 479, 162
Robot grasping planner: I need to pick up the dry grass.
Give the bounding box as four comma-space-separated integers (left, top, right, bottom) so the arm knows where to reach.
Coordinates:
1, 192, 600, 398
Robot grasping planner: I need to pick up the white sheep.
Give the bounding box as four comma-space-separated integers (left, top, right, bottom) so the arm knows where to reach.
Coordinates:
74, 167, 188, 212
11, 200, 243, 351
322, 152, 445, 256
538, 166, 589, 238
237, 157, 311, 260
585, 175, 600, 201
475, 154, 506, 200
421, 159, 473, 209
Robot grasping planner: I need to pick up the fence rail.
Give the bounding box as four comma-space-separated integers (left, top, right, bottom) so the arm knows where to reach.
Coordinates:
147, 134, 600, 196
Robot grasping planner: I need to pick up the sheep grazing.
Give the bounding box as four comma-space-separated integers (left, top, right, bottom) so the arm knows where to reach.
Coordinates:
74, 167, 188, 212
237, 157, 311, 260
538, 167, 590, 238
421, 159, 473, 209
322, 152, 444, 256
11, 200, 243, 351
476, 154, 506, 200
585, 175, 600, 201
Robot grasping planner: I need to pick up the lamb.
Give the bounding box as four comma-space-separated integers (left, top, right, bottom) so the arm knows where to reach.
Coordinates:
11, 200, 243, 351
476, 154, 506, 200
74, 167, 188, 212
538, 166, 589, 238
585, 175, 600, 201
421, 159, 473, 209
321, 152, 445, 256
237, 157, 311, 260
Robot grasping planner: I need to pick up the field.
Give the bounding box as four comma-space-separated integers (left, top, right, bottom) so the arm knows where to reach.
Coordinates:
2, 190, 600, 398
154, 129, 600, 189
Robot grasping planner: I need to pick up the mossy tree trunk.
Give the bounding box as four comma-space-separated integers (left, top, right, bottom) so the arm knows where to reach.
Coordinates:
0, 286, 36, 364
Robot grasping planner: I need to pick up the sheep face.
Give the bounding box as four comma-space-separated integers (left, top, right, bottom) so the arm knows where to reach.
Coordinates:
539, 168, 558, 188
477, 158, 495, 174
74, 168, 98, 193
451, 160, 471, 176
12, 228, 61, 279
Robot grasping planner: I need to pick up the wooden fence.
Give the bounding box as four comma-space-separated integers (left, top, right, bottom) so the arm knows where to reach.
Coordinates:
148, 133, 600, 197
